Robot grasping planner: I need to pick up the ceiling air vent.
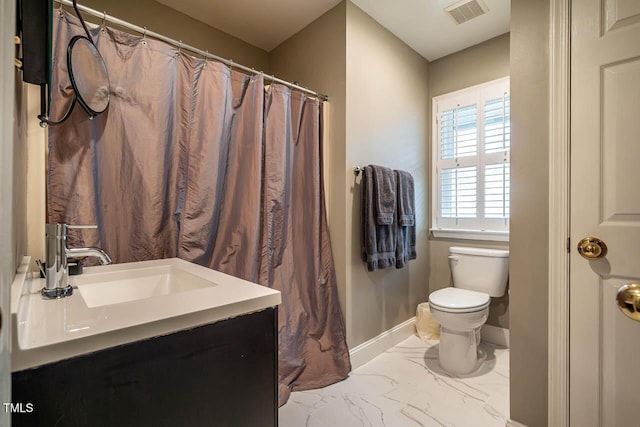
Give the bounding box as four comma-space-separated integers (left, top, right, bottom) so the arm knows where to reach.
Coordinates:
445, 0, 489, 25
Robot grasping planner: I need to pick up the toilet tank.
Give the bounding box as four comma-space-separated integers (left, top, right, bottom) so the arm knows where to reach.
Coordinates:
449, 246, 509, 297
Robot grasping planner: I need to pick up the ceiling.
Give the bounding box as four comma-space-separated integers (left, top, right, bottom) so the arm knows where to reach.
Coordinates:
351, 0, 510, 61
156, 0, 510, 61
156, 0, 343, 52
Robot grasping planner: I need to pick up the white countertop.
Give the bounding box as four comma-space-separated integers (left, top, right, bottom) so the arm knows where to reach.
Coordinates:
11, 257, 281, 371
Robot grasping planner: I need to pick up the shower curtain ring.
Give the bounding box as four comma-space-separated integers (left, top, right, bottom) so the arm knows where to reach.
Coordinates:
204, 50, 208, 67
142, 26, 147, 45
102, 11, 106, 25
176, 40, 182, 57
58, 0, 63, 16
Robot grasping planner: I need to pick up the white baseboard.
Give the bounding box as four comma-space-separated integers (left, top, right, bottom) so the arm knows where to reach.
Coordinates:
481, 324, 510, 348
506, 419, 528, 427
349, 317, 416, 370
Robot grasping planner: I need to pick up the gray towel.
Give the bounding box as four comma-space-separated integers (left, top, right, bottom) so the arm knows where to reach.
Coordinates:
371, 165, 396, 225
395, 169, 417, 268
396, 170, 415, 226
361, 166, 396, 271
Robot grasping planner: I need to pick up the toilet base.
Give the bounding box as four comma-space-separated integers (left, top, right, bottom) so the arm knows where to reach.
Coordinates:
438, 326, 482, 375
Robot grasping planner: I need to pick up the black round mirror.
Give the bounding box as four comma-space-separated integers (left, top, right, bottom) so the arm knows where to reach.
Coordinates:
38, 0, 110, 127
68, 36, 110, 115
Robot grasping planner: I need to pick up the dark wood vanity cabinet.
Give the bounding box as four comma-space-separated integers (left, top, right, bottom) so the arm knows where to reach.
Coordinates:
12, 307, 278, 427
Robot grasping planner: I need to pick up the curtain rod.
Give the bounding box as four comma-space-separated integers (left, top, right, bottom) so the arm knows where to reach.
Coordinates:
56, 0, 329, 101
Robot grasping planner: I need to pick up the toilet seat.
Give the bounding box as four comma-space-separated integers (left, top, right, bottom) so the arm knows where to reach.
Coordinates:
429, 288, 490, 313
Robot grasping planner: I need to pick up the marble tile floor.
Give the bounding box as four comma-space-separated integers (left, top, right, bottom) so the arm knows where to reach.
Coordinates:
279, 334, 509, 427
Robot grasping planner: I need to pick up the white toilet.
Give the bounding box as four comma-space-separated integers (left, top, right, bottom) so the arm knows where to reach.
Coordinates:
428, 246, 509, 375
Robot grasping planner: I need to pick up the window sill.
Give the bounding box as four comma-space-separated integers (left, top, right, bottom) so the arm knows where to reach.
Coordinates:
430, 228, 509, 242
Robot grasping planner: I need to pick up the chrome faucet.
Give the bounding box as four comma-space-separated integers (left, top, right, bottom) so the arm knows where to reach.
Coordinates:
42, 223, 112, 299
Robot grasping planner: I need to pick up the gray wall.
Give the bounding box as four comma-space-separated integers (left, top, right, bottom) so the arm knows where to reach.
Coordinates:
271, 2, 431, 348
270, 2, 348, 323
345, 2, 430, 347
510, 0, 550, 425
429, 33, 510, 98
79, 0, 270, 71
428, 33, 510, 328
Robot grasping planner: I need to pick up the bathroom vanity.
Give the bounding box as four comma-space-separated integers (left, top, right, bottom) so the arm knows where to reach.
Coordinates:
10, 258, 281, 427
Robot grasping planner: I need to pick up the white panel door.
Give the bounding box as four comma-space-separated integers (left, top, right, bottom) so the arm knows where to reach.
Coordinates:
570, 0, 640, 426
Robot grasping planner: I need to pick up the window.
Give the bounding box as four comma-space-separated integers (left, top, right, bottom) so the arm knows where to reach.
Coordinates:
432, 77, 510, 241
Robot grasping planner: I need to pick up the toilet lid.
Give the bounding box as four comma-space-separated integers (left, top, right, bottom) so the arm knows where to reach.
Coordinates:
428, 288, 490, 311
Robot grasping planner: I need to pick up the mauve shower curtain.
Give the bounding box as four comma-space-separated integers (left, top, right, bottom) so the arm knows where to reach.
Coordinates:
48, 12, 187, 259
261, 86, 350, 403
48, 12, 350, 404
178, 62, 264, 282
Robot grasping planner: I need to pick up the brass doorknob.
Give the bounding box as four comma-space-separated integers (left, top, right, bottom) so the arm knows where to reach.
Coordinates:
617, 283, 640, 322
577, 237, 607, 260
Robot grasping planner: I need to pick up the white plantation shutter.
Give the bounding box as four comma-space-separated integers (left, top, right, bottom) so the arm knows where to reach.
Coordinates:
483, 93, 510, 222
433, 77, 510, 237
484, 96, 510, 153
440, 104, 477, 160
484, 163, 510, 218
440, 166, 477, 218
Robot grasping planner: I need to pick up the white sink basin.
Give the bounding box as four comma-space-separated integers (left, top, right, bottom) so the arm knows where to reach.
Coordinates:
11, 257, 281, 371
75, 265, 215, 308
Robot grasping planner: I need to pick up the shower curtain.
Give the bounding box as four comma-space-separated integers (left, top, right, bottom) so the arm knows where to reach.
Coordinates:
47, 11, 350, 405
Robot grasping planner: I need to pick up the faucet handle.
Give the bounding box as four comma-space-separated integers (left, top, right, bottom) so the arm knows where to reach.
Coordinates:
66, 224, 98, 230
